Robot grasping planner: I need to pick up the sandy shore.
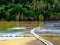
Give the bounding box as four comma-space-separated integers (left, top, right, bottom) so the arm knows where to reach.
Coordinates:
0, 37, 44, 45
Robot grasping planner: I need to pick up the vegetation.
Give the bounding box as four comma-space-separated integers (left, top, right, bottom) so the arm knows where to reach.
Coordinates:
0, 0, 60, 21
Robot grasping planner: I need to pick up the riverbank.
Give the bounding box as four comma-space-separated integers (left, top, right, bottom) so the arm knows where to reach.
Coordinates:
0, 37, 44, 45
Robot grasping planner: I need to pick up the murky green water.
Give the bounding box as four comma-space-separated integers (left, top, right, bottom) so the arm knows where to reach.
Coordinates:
0, 21, 43, 30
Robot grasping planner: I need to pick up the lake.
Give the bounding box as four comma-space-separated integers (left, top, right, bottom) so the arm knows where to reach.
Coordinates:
35, 21, 60, 45
0, 21, 60, 45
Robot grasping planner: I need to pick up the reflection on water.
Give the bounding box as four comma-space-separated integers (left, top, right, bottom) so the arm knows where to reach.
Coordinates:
44, 21, 60, 30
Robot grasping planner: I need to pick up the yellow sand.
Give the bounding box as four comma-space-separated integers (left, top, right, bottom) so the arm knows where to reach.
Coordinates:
0, 37, 44, 45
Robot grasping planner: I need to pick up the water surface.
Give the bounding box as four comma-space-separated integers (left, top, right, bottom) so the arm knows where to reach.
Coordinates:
0, 21, 60, 45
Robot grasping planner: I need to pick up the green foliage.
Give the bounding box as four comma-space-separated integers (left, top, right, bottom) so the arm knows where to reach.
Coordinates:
0, 0, 60, 21
39, 14, 44, 21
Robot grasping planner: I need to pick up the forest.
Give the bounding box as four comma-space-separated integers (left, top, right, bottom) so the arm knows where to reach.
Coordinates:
0, 0, 60, 21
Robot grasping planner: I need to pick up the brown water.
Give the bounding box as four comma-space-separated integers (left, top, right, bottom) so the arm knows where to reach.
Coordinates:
41, 35, 60, 45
